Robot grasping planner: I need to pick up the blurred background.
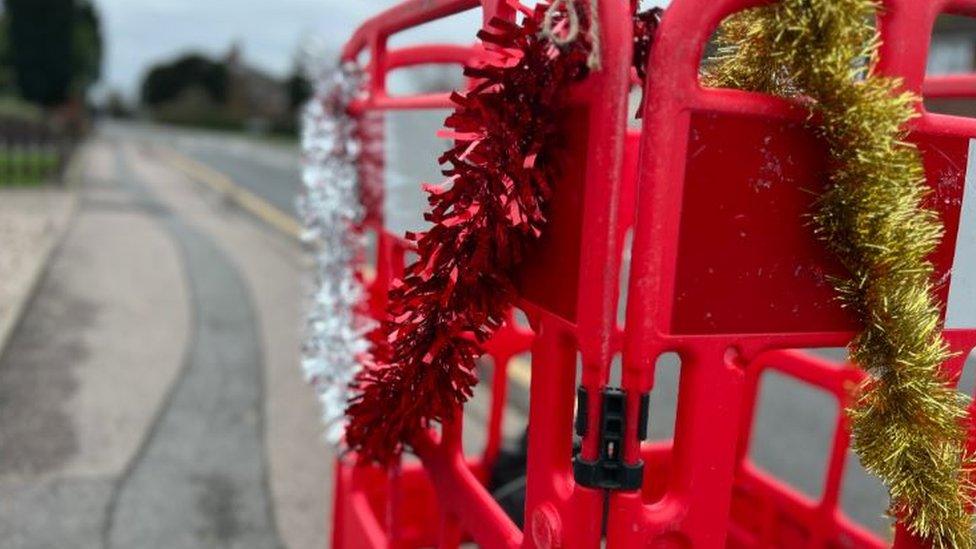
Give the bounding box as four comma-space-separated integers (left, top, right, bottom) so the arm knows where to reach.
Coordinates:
0, 1, 974, 548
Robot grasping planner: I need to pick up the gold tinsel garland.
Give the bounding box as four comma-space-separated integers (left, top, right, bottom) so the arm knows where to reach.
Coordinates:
706, 1, 974, 546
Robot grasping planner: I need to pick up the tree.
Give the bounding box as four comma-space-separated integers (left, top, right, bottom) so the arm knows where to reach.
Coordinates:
286, 40, 322, 111
103, 90, 132, 119
141, 54, 228, 107
286, 70, 312, 111
72, 0, 103, 94
4, 0, 74, 107
2, 0, 103, 107
0, 13, 15, 94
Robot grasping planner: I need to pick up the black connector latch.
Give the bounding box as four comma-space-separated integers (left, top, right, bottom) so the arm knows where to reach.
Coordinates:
573, 387, 646, 491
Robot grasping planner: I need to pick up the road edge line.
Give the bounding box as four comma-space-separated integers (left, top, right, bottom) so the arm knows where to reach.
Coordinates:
157, 146, 303, 241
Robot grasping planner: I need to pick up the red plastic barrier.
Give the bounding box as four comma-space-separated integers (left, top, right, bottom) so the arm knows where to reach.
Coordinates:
615, 0, 976, 547
923, 72, 976, 117
334, 0, 635, 546
925, 73, 976, 98
331, 0, 976, 547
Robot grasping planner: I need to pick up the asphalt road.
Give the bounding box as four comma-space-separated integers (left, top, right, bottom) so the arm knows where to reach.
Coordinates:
106, 151, 279, 549
95, 120, 976, 540
117, 113, 448, 238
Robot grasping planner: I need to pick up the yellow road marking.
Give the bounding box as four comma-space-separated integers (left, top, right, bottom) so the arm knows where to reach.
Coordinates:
158, 147, 303, 241
159, 144, 531, 388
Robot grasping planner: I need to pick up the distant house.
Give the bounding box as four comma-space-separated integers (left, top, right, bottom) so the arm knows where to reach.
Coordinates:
224, 43, 289, 130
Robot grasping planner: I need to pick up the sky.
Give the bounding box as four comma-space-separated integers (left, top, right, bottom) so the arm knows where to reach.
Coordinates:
94, 0, 669, 101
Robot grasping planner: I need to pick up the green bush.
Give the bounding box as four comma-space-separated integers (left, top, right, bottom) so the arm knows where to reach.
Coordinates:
0, 146, 60, 186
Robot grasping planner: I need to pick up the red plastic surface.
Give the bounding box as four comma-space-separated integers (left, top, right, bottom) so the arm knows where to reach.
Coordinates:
330, 0, 976, 548
673, 115, 966, 335
615, 0, 976, 547
925, 73, 976, 99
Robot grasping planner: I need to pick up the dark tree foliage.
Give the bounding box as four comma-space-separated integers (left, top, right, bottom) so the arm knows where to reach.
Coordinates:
72, 1, 103, 91
286, 71, 312, 110
4, 0, 75, 106
0, 14, 14, 93
141, 55, 229, 107
2, 0, 102, 107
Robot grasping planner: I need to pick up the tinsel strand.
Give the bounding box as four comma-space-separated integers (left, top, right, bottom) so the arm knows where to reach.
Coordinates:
345, 3, 592, 465
298, 63, 376, 445
707, 2, 974, 546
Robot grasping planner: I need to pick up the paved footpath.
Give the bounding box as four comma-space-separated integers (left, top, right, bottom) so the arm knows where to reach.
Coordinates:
0, 132, 331, 549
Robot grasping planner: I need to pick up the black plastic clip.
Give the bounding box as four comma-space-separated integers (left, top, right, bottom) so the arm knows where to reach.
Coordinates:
572, 387, 648, 491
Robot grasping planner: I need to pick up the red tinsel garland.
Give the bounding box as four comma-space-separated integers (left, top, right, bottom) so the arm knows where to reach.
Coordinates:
345, 2, 592, 465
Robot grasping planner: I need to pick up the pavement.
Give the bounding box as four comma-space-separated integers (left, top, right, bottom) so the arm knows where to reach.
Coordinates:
0, 131, 329, 549
2, 119, 974, 547
0, 175, 78, 358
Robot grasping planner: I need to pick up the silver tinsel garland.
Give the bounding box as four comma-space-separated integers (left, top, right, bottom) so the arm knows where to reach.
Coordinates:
298, 63, 374, 444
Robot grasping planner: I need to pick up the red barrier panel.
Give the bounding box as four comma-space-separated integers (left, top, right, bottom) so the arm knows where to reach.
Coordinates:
925, 74, 976, 98
614, 0, 976, 547
331, 0, 976, 547
334, 0, 636, 546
